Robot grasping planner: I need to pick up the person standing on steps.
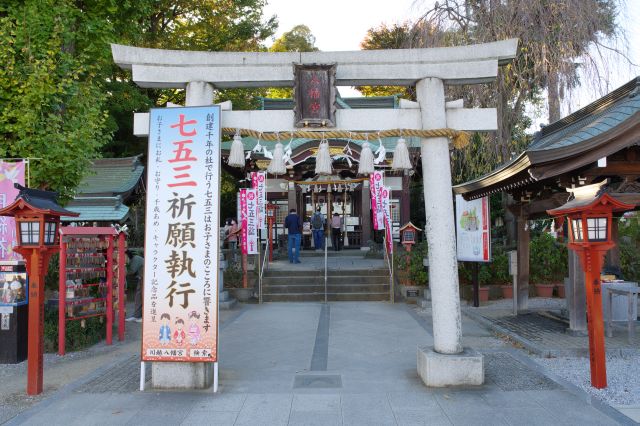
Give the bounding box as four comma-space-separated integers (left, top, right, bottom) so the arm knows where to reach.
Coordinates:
284, 208, 302, 263
331, 213, 343, 251
311, 207, 325, 251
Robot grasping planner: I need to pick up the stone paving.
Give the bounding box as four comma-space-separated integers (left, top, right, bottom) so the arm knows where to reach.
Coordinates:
464, 306, 639, 357
5, 302, 632, 426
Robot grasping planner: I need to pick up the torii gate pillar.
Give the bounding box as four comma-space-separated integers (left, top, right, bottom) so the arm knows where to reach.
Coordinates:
416, 78, 483, 386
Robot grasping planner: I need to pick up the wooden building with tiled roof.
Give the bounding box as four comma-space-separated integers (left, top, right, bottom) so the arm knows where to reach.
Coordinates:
454, 77, 640, 332
63, 156, 144, 224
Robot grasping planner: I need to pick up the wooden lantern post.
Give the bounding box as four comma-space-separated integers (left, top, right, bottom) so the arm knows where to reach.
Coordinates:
0, 184, 78, 395
399, 222, 421, 253
547, 183, 633, 389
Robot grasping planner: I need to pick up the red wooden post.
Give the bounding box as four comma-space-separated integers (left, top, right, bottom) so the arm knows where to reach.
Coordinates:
106, 235, 114, 345
580, 248, 608, 388
58, 240, 67, 356
25, 249, 54, 395
118, 232, 126, 341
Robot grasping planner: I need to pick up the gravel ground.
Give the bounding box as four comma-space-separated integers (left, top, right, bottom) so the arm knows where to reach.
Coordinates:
536, 354, 640, 406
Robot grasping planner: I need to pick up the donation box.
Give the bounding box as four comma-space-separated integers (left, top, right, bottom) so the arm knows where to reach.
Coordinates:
0, 261, 28, 363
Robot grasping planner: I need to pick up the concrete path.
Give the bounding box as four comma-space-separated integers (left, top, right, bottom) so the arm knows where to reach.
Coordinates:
5, 302, 630, 425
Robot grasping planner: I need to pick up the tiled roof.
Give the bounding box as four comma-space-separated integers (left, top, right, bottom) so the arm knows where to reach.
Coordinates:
529, 78, 640, 153
77, 156, 144, 196
454, 77, 640, 196
62, 197, 129, 222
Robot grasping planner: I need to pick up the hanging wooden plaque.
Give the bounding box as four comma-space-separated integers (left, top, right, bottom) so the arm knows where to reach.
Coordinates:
293, 64, 337, 128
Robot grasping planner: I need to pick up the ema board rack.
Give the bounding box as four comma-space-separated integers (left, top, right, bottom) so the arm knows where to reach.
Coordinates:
58, 227, 126, 355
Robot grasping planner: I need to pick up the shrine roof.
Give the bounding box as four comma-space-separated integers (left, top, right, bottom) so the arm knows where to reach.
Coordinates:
454, 77, 640, 199
62, 196, 129, 223
76, 156, 144, 197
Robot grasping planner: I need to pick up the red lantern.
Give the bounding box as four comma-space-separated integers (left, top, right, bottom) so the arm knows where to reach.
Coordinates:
547, 184, 632, 389
0, 184, 78, 395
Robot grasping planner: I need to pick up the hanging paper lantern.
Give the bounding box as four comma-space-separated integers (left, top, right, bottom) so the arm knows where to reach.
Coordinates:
358, 141, 375, 175
228, 132, 246, 168
391, 137, 412, 170
315, 140, 332, 175
267, 142, 286, 175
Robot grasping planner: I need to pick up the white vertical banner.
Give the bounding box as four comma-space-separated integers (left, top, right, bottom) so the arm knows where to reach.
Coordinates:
142, 106, 220, 363
251, 171, 267, 230
241, 188, 258, 254
380, 186, 393, 254
370, 170, 385, 230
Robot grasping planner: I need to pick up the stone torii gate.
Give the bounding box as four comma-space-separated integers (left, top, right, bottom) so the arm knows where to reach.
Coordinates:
112, 39, 518, 388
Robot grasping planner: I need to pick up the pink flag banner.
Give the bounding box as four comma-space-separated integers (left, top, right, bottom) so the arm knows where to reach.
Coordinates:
251, 171, 267, 230
240, 189, 258, 255
0, 161, 25, 261
370, 171, 385, 230
380, 186, 393, 254
239, 190, 248, 254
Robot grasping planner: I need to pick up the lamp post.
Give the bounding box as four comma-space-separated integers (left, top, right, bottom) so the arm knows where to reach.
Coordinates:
547, 182, 633, 389
0, 184, 78, 395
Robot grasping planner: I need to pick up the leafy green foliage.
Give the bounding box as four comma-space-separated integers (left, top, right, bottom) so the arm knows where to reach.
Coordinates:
396, 241, 428, 286
618, 216, 640, 282
44, 307, 106, 353
0, 1, 113, 199
529, 232, 568, 284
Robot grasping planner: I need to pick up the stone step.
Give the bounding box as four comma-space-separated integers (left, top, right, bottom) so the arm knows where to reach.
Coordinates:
262, 283, 390, 294
262, 276, 389, 286
263, 269, 388, 278
262, 292, 390, 302
297, 250, 367, 257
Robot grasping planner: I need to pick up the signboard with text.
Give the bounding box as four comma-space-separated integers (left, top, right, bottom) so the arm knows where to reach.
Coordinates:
251, 171, 266, 230
455, 195, 490, 262
293, 64, 336, 127
240, 188, 258, 255
0, 161, 25, 261
370, 171, 385, 230
142, 106, 220, 362
380, 186, 393, 254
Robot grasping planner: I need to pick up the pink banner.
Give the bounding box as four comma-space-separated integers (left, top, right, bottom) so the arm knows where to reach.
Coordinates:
370, 171, 385, 230
380, 186, 393, 254
0, 161, 25, 261
239, 189, 248, 255
251, 171, 266, 230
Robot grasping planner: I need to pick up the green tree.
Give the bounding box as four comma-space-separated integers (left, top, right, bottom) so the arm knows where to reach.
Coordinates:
266, 25, 319, 99
0, 1, 120, 199
270, 24, 318, 52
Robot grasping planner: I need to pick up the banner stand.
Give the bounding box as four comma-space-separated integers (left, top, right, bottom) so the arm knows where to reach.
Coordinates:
213, 362, 219, 393
139, 361, 145, 391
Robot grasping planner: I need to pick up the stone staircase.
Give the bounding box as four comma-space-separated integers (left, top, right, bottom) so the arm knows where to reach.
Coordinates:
261, 266, 391, 302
